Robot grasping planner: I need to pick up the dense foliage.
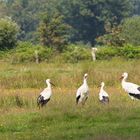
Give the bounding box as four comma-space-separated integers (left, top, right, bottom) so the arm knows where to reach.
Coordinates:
121, 16, 140, 46
1, 42, 139, 63
0, 0, 134, 46
96, 44, 140, 60
6, 42, 53, 63
62, 44, 91, 62
133, 0, 140, 15
60, 0, 132, 44
38, 13, 71, 51
0, 17, 19, 50
96, 25, 125, 47
0, 0, 140, 61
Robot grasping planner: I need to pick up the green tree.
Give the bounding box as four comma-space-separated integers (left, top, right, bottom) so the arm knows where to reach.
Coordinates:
96, 24, 125, 47
38, 13, 71, 51
0, 1, 8, 18
0, 17, 19, 50
132, 0, 140, 15
8, 0, 37, 41
60, 0, 132, 44
1, 0, 133, 45
121, 16, 140, 46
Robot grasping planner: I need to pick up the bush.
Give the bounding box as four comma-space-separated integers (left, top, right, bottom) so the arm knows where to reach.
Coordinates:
62, 44, 91, 63
96, 46, 119, 60
96, 44, 140, 60
119, 44, 140, 59
6, 42, 53, 63
0, 17, 19, 50
1, 42, 140, 63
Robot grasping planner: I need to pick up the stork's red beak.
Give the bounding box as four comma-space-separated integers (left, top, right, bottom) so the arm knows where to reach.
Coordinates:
120, 76, 123, 80
50, 82, 55, 86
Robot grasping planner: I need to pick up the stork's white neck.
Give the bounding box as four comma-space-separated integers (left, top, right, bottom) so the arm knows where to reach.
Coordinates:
101, 85, 104, 90
122, 76, 127, 83
83, 78, 87, 85
47, 82, 51, 89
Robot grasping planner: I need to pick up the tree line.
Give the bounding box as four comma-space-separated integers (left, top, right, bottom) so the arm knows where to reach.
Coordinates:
0, 0, 140, 51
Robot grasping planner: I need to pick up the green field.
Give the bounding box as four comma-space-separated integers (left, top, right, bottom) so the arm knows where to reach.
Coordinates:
0, 59, 140, 140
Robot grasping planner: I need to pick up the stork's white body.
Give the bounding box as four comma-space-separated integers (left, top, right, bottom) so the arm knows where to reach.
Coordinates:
99, 82, 109, 103
122, 81, 140, 94
37, 79, 53, 107
121, 72, 140, 100
40, 87, 52, 100
76, 73, 89, 105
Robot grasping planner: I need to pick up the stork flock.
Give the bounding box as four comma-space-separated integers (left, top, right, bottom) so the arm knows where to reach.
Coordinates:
37, 72, 140, 108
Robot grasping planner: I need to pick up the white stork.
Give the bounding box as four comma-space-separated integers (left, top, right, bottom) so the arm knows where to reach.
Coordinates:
99, 82, 109, 103
37, 79, 55, 108
76, 73, 89, 105
121, 72, 140, 100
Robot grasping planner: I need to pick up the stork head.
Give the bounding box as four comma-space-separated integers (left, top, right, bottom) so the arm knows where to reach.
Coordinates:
46, 79, 55, 86
92, 47, 97, 52
84, 73, 88, 79
120, 72, 128, 80
46, 79, 50, 83
101, 82, 105, 87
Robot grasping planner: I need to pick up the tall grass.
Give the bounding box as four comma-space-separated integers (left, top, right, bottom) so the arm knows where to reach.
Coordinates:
0, 58, 139, 89
0, 59, 139, 140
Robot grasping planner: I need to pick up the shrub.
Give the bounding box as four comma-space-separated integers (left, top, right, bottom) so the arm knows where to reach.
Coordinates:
1, 42, 140, 63
119, 44, 140, 59
7, 42, 53, 63
96, 46, 119, 60
96, 44, 140, 60
62, 44, 91, 63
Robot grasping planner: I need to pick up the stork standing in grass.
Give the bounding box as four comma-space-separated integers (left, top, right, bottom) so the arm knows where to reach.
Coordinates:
99, 82, 109, 103
121, 72, 140, 100
76, 73, 89, 105
37, 79, 55, 108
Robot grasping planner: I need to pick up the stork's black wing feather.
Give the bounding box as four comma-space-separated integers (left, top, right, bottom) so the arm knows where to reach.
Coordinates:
37, 95, 50, 107
102, 96, 109, 103
76, 95, 81, 104
129, 93, 140, 99
137, 87, 140, 91
37, 95, 44, 105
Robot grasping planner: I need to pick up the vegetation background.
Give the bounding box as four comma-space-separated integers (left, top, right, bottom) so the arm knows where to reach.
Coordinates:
0, 0, 140, 140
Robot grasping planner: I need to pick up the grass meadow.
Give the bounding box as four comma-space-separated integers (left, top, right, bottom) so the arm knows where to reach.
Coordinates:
0, 58, 139, 140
